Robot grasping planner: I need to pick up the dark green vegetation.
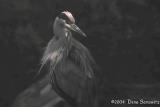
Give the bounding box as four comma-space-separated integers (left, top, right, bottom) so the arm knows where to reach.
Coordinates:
0, 0, 160, 107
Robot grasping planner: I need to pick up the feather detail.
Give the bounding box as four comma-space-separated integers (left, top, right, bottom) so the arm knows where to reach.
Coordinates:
69, 38, 96, 78
38, 36, 65, 75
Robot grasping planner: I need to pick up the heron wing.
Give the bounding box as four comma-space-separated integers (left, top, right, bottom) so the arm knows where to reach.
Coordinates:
69, 38, 96, 78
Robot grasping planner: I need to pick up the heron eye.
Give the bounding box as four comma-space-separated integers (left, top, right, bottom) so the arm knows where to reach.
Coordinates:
58, 13, 72, 24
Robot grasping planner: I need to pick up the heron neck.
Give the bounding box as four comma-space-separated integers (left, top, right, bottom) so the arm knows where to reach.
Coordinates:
53, 23, 72, 50
56, 30, 72, 51
64, 31, 72, 49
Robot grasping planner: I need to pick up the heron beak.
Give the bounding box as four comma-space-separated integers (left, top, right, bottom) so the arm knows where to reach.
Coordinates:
66, 24, 87, 37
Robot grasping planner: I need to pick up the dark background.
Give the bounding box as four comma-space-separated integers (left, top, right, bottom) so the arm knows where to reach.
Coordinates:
1, 0, 160, 106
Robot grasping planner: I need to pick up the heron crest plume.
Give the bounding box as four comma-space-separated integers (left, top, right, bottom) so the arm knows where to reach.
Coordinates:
61, 11, 75, 24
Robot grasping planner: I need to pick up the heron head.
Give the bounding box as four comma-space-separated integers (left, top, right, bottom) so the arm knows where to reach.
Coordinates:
54, 11, 87, 37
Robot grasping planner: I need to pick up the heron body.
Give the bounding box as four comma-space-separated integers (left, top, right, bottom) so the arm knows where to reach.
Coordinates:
40, 11, 96, 107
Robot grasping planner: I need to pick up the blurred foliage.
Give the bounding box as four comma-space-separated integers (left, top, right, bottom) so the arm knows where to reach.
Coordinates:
0, 0, 160, 107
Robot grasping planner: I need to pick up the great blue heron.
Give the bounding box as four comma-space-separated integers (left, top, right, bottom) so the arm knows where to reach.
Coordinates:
40, 11, 96, 107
